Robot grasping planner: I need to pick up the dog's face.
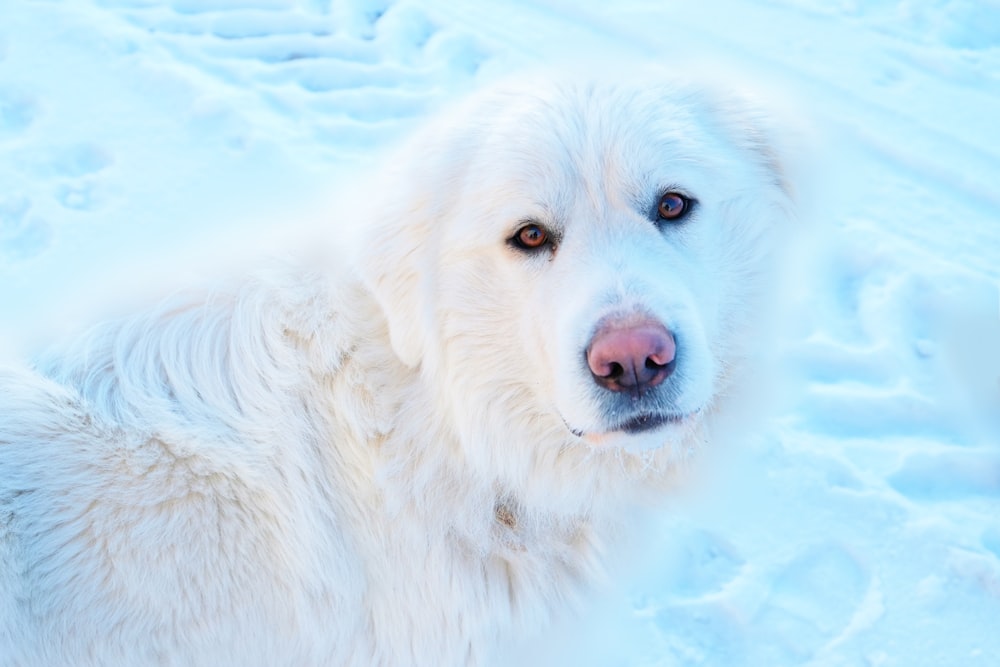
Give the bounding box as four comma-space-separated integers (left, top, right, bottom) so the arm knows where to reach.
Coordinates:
361, 73, 790, 457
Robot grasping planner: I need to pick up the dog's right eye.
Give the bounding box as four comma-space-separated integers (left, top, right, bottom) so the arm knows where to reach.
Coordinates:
655, 191, 694, 223
509, 223, 553, 252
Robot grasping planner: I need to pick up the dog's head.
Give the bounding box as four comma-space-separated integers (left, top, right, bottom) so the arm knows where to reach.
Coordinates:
359, 69, 793, 463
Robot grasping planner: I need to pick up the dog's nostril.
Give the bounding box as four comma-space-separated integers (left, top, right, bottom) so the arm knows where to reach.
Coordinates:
607, 362, 624, 379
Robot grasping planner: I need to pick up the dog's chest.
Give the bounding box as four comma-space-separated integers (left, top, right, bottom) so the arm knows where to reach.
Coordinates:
477, 502, 601, 618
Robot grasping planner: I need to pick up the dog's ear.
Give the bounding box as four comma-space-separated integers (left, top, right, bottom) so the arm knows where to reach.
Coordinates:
357, 199, 438, 368
354, 112, 477, 368
353, 126, 468, 370
702, 80, 807, 206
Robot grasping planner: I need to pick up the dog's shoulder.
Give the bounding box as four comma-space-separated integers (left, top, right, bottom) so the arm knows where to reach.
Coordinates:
3, 266, 382, 461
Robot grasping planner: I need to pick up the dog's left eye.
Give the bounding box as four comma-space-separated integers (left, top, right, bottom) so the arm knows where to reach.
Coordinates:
510, 223, 553, 252
656, 192, 694, 222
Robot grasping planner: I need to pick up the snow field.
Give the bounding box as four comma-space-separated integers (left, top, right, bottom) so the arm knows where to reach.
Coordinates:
1, 0, 998, 665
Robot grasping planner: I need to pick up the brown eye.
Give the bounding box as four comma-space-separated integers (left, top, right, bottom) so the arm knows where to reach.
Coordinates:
511, 223, 551, 251
656, 192, 691, 221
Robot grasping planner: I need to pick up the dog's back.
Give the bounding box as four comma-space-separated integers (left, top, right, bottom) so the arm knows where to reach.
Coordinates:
0, 281, 372, 665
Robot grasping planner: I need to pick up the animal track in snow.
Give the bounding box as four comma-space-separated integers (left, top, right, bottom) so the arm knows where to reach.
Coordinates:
888, 450, 1000, 502
0, 87, 40, 139
22, 144, 113, 212
749, 544, 870, 663
652, 526, 745, 600
788, 230, 998, 448
799, 382, 950, 440
54, 182, 101, 212
0, 196, 53, 265
49, 143, 114, 179
653, 601, 746, 666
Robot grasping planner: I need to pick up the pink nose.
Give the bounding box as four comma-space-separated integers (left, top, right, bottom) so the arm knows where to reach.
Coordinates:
586, 321, 676, 393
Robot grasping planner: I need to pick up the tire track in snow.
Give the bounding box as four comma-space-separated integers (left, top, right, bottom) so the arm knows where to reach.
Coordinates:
90, 0, 493, 159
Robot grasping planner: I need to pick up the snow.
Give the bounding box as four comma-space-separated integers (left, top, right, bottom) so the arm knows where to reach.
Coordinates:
1, 0, 998, 664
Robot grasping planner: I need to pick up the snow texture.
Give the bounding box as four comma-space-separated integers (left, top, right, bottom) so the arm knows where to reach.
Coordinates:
1, 0, 998, 665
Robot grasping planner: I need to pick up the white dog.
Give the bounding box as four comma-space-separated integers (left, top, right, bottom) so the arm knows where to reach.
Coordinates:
0, 68, 792, 666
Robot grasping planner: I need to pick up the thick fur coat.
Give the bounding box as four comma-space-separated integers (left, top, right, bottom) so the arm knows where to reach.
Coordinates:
0, 69, 792, 665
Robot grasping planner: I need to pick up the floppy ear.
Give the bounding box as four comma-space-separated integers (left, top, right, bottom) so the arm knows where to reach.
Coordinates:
353, 90, 499, 368
357, 199, 438, 369
354, 106, 481, 368
705, 83, 805, 205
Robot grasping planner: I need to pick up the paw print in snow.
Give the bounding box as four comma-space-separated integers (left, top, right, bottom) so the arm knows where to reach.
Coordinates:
0, 196, 53, 265
750, 543, 870, 663
0, 87, 40, 140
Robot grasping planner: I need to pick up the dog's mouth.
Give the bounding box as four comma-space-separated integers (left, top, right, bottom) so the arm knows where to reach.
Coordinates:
615, 411, 686, 434
562, 410, 694, 440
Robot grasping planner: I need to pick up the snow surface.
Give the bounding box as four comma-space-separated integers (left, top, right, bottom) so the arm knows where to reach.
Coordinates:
1, 0, 998, 665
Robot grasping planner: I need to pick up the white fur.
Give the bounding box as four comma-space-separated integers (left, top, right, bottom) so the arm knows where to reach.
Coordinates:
0, 69, 792, 666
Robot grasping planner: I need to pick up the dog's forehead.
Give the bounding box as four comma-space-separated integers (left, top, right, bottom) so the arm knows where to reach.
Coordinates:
463, 81, 739, 202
